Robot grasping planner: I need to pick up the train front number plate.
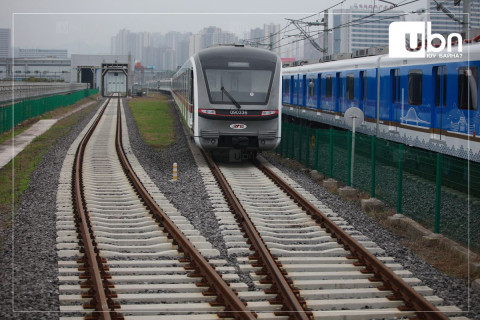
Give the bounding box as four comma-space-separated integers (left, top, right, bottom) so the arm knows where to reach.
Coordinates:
229, 110, 248, 115
230, 124, 247, 129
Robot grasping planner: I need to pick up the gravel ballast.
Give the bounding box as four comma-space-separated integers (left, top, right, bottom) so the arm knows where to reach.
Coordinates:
261, 152, 480, 319
0, 100, 102, 320
1, 93, 478, 319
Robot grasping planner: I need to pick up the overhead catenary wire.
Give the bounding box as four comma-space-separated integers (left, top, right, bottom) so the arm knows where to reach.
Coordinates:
271, 0, 419, 53
240, 0, 347, 46
273, 10, 412, 53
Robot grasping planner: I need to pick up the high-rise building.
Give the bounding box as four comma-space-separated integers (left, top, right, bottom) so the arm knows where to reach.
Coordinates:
244, 24, 282, 55
249, 28, 264, 43
0, 28, 11, 58
188, 26, 238, 56
264, 23, 281, 56
428, 0, 480, 35
112, 29, 136, 56
136, 32, 152, 63
332, 6, 405, 54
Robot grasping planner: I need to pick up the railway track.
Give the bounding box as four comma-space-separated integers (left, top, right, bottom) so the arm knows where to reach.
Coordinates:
196, 151, 467, 319
56, 96, 260, 319
53, 94, 468, 319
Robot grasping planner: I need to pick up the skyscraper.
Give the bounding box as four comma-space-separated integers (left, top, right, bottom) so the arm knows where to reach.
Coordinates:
0, 28, 11, 58
428, 0, 480, 35
332, 6, 405, 54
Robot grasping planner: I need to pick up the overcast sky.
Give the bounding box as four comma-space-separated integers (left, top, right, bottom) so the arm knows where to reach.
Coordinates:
2, 0, 426, 55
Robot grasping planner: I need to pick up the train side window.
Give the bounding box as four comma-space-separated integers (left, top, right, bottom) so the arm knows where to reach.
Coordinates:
317, 73, 322, 98
346, 73, 354, 100
434, 66, 447, 107
189, 69, 194, 103
336, 72, 341, 98
391, 69, 400, 103
308, 77, 315, 97
408, 69, 423, 106
284, 78, 290, 95
458, 66, 478, 110
326, 75, 332, 97
360, 71, 368, 101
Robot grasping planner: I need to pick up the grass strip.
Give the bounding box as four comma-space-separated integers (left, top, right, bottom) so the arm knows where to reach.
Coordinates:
127, 94, 175, 150
0, 97, 98, 230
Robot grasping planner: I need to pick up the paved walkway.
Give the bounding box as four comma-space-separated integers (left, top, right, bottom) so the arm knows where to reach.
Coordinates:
0, 100, 96, 169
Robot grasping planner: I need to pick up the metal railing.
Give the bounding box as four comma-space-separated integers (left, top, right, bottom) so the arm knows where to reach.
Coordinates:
0, 82, 88, 104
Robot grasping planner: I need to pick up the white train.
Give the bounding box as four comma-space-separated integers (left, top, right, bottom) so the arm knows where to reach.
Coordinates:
167, 45, 282, 159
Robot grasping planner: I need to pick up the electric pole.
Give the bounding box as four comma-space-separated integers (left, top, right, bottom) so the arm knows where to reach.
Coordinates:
323, 10, 329, 59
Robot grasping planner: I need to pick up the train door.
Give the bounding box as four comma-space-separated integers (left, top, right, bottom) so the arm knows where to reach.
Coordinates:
457, 66, 479, 136
360, 71, 367, 111
283, 76, 290, 104
335, 72, 341, 112
390, 69, 401, 130
433, 66, 447, 140
302, 75, 307, 106
290, 76, 297, 104
189, 68, 194, 130
317, 73, 322, 109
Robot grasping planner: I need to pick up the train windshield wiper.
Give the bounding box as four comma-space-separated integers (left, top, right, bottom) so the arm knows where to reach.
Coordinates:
221, 86, 242, 109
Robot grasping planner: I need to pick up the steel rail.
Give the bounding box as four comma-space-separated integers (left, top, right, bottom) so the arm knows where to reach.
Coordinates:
114, 100, 255, 320
255, 159, 450, 320
72, 97, 114, 320
202, 151, 312, 320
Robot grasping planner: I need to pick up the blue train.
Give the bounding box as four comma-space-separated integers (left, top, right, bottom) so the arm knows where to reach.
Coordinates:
282, 43, 480, 162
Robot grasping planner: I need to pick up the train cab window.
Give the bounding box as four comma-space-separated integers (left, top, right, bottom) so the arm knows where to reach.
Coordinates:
346, 73, 354, 100
308, 77, 315, 97
391, 69, 400, 103
284, 78, 290, 95
326, 75, 332, 97
408, 70, 423, 106
434, 66, 447, 107
458, 66, 478, 110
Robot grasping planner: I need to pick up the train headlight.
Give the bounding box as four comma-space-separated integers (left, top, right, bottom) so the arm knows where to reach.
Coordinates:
210, 139, 216, 144
261, 110, 278, 116
200, 109, 216, 115
261, 139, 266, 145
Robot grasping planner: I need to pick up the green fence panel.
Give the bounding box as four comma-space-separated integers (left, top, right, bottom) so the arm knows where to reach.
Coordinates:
274, 121, 479, 251
317, 129, 331, 175
374, 139, 399, 210
401, 147, 437, 229
351, 132, 372, 194
305, 126, 312, 168
0, 88, 98, 134
331, 130, 349, 183
440, 154, 480, 251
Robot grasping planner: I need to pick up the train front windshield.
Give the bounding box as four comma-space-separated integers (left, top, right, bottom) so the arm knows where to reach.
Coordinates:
205, 67, 273, 104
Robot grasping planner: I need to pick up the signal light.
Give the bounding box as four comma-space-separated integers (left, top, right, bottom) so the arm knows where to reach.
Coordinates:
261, 110, 278, 116
200, 109, 216, 115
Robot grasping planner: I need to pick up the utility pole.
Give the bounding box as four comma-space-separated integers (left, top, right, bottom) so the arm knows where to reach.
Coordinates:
323, 10, 329, 59
269, 32, 273, 51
